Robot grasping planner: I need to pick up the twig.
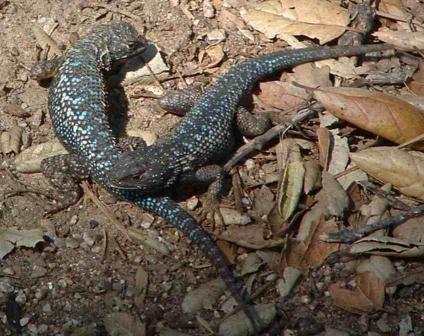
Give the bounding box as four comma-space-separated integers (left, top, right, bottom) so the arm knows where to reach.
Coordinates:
223, 103, 321, 173
322, 204, 424, 243
81, 181, 131, 240
88, 3, 143, 22
358, 180, 411, 211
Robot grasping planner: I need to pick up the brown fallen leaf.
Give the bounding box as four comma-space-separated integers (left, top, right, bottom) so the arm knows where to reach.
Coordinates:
277, 143, 305, 221
350, 147, 424, 201
329, 271, 385, 314
321, 171, 350, 217
284, 218, 339, 270
103, 312, 145, 336
349, 236, 424, 258
240, 0, 349, 44
181, 278, 226, 313
256, 81, 308, 111
407, 62, 424, 97
373, 29, 424, 50
313, 87, 424, 150
220, 224, 285, 249
303, 160, 321, 194
218, 303, 277, 336
201, 43, 225, 68
134, 266, 148, 310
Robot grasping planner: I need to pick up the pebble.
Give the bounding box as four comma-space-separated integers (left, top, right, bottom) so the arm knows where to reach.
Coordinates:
42, 303, 52, 315
35, 286, 48, 300
28, 323, 38, 333
186, 196, 199, 211
2, 267, 14, 275
82, 232, 95, 246
38, 324, 48, 333
19, 316, 30, 327
65, 237, 80, 249
15, 291, 26, 304
0, 280, 14, 293
31, 265, 48, 278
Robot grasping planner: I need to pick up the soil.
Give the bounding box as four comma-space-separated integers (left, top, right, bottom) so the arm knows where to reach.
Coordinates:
0, 1, 423, 336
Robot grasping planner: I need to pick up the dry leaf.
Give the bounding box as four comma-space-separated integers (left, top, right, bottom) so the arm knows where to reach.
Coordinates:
329, 271, 384, 314
314, 87, 424, 150
181, 278, 226, 313
241, 0, 349, 44
351, 147, 424, 201
204, 43, 225, 68
256, 81, 308, 111
407, 62, 424, 97
293, 62, 331, 88
285, 218, 339, 270
103, 312, 145, 336
276, 267, 301, 297
303, 160, 321, 194
220, 224, 284, 249
349, 236, 424, 258
218, 303, 277, 336
393, 216, 424, 243
134, 266, 148, 310
240, 253, 263, 276
321, 171, 350, 217
356, 256, 397, 283
1, 126, 24, 155
0, 228, 44, 260
278, 143, 305, 221
373, 30, 424, 50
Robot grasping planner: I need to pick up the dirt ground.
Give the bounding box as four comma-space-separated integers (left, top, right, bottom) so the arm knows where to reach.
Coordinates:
0, 0, 423, 335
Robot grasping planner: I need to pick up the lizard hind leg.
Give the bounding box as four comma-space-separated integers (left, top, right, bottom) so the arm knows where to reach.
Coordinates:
40, 154, 89, 213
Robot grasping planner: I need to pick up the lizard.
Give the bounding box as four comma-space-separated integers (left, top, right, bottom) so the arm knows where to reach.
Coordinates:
41, 21, 264, 333
106, 43, 393, 201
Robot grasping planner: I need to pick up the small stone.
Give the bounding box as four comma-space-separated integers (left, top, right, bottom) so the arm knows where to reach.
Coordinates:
82, 232, 95, 246
91, 246, 103, 254
2, 267, 14, 275
19, 316, 30, 327
28, 323, 38, 333
35, 286, 48, 300
207, 29, 226, 42
186, 196, 199, 211
31, 265, 47, 278
15, 291, 26, 304
300, 295, 311, 304
38, 324, 48, 333
89, 220, 99, 229
245, 159, 255, 170
0, 280, 14, 293
203, 0, 215, 18
54, 238, 66, 249
42, 303, 52, 315
65, 237, 79, 249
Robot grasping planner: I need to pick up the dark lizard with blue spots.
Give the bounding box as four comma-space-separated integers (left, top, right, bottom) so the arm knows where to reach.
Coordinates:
41, 22, 264, 333
107, 43, 393, 200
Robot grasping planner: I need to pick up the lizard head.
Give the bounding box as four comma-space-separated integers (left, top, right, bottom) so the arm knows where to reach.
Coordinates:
92, 22, 148, 62
108, 145, 178, 194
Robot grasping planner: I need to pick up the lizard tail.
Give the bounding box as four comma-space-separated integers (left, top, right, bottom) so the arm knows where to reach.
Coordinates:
134, 195, 264, 332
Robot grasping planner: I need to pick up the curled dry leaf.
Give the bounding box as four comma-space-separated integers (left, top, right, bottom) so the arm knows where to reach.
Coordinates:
313, 87, 424, 150
127, 228, 170, 255
203, 43, 225, 68
349, 236, 424, 258
321, 171, 350, 217
256, 81, 309, 111
2, 104, 31, 118
1, 126, 24, 155
134, 266, 148, 310
13, 140, 68, 173
0, 228, 44, 260
303, 160, 321, 194
103, 312, 145, 336
240, 0, 349, 44
181, 278, 226, 314
350, 147, 424, 201
329, 271, 385, 314
373, 30, 424, 50
240, 253, 264, 276
277, 143, 305, 221
285, 218, 339, 270
276, 266, 301, 297
356, 256, 397, 283
218, 303, 277, 336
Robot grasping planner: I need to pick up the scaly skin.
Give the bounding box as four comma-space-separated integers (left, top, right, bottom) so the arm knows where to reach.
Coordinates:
107, 43, 393, 193
46, 22, 263, 332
